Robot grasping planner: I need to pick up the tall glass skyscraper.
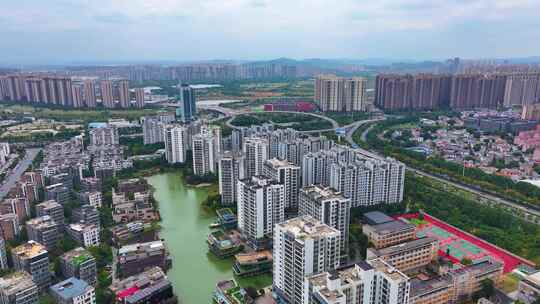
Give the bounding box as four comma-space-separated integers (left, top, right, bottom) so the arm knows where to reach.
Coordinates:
179, 84, 196, 122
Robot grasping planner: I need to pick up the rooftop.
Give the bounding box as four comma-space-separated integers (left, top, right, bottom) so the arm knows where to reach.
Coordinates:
62, 248, 95, 267
118, 240, 165, 256
110, 267, 170, 301
12, 241, 47, 258
0, 272, 36, 295
235, 250, 272, 265
370, 237, 437, 256
301, 185, 349, 203
265, 158, 298, 169
369, 219, 415, 235
410, 275, 454, 298
368, 258, 409, 282
68, 223, 98, 232
277, 216, 340, 240
363, 211, 395, 225
239, 176, 282, 189
26, 215, 58, 228
50, 278, 92, 300
307, 263, 374, 303
36, 200, 62, 209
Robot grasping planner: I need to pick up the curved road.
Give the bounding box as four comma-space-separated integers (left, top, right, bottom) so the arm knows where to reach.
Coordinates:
345, 120, 540, 223
224, 110, 340, 133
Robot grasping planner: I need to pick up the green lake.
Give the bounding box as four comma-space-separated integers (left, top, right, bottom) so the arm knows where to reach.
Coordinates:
146, 172, 272, 304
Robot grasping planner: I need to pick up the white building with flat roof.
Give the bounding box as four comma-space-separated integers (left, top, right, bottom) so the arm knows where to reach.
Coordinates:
299, 185, 351, 256
263, 158, 300, 210
237, 176, 284, 249
164, 124, 188, 164
273, 216, 340, 304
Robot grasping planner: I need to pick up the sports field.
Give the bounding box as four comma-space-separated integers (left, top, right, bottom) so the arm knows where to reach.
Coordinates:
398, 213, 535, 273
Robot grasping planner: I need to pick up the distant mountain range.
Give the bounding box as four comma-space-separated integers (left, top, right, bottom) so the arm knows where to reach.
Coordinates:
5, 56, 540, 71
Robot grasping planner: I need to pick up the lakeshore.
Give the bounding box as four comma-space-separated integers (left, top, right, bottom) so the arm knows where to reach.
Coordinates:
146, 172, 271, 304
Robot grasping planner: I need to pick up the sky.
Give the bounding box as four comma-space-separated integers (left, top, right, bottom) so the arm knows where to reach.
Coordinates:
1, 0, 539, 65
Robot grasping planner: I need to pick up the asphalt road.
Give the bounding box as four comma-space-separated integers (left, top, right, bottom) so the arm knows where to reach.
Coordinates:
0, 148, 41, 201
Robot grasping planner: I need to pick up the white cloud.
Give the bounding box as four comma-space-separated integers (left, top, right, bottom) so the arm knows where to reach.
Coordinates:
0, 0, 539, 63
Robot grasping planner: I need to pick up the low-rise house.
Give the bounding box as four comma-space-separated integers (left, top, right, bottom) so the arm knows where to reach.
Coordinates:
11, 241, 51, 291
67, 223, 100, 248
109, 267, 175, 304
61, 247, 97, 286
50, 278, 96, 304
117, 240, 170, 279
26, 215, 62, 250
0, 271, 39, 304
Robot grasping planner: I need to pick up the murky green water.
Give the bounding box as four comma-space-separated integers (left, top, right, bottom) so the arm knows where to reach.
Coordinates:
147, 172, 272, 304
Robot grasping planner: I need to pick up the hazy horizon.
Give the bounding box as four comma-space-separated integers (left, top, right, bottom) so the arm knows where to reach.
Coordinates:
1, 0, 539, 65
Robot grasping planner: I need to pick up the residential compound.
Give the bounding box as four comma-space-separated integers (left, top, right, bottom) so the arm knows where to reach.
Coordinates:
89, 125, 119, 146
375, 72, 540, 110
39, 136, 89, 179
112, 191, 157, 224
7, 171, 44, 204
315, 75, 369, 112
141, 113, 176, 145
0, 74, 139, 109
305, 259, 411, 304
112, 179, 158, 224
303, 146, 405, 207
223, 126, 405, 214
299, 186, 351, 255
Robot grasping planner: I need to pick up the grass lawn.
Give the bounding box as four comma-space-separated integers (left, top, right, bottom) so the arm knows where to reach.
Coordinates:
324, 112, 372, 126
230, 112, 332, 131
0, 102, 163, 122
409, 218, 429, 226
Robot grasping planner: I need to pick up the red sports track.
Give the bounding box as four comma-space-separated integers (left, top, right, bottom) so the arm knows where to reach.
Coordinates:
397, 213, 536, 273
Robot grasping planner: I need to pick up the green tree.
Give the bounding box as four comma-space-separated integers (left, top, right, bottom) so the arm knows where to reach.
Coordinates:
56, 236, 77, 252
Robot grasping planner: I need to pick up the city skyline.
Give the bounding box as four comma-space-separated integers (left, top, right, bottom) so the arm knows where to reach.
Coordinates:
1, 0, 539, 65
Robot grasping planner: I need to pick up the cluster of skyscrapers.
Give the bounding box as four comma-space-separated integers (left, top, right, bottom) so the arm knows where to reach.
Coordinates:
0, 74, 145, 109
375, 72, 540, 111
314, 75, 369, 112
64, 62, 299, 83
